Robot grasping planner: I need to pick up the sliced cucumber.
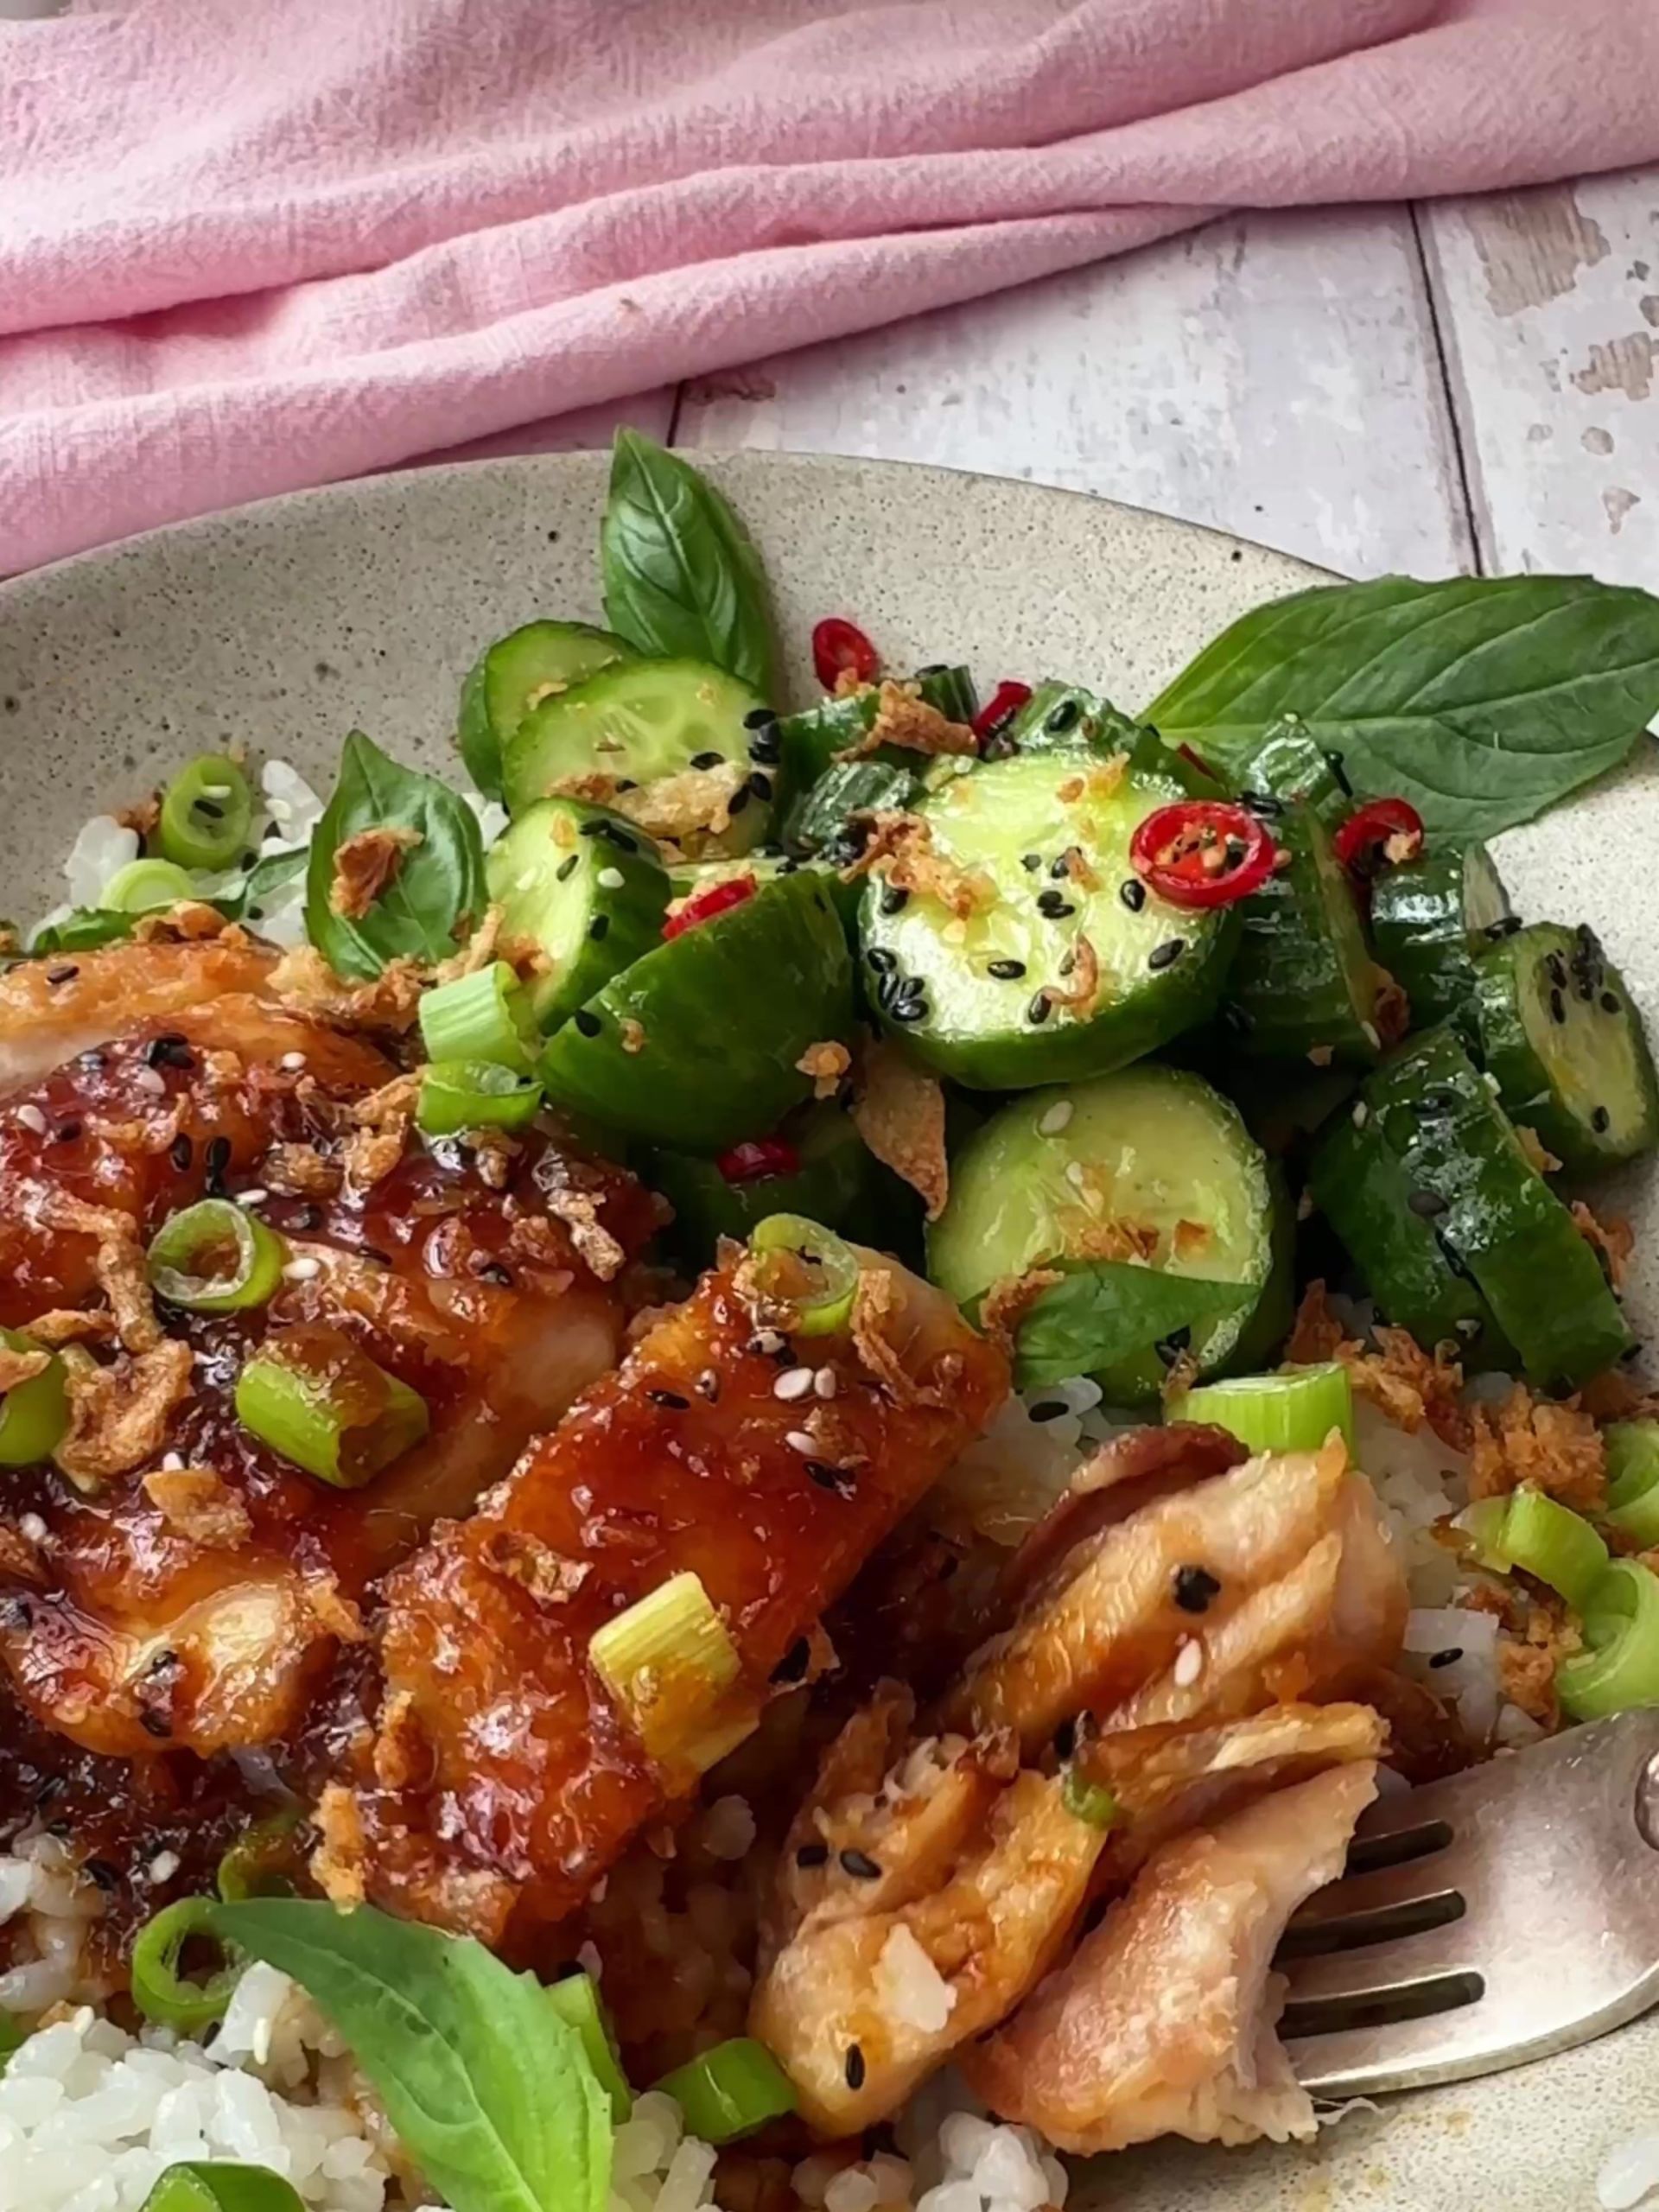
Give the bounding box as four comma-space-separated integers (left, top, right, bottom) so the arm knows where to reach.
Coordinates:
1470, 920, 1659, 1173
538, 870, 854, 1151
774, 666, 976, 806
928, 1066, 1288, 1402
782, 759, 918, 864
857, 740, 1240, 1089
669, 853, 861, 937
1307, 1106, 1508, 1365
1224, 800, 1389, 1065
1232, 716, 1351, 830
502, 658, 772, 858
459, 620, 633, 801
1370, 843, 1510, 1027
1005, 683, 1140, 759
1363, 1027, 1632, 1388
644, 1103, 916, 1268
484, 798, 670, 1032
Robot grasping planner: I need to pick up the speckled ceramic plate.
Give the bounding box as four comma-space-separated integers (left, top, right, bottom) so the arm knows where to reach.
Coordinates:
1, 452, 1654, 2212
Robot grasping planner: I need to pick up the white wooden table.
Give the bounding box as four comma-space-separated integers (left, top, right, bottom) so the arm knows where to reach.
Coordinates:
462, 170, 1659, 590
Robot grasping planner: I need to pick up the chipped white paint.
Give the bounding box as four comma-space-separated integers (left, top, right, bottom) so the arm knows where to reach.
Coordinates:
1421, 167, 1659, 579
675, 207, 1473, 580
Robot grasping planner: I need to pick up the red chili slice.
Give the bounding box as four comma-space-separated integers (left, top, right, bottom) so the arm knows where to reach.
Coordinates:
970, 680, 1033, 745
1128, 802, 1280, 909
1333, 798, 1425, 877
717, 1136, 801, 1183
661, 874, 756, 942
811, 617, 880, 692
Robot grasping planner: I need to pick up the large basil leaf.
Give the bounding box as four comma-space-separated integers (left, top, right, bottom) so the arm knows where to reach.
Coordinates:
306, 732, 486, 979
601, 429, 776, 695
210, 1898, 611, 2212
1145, 575, 1659, 840
1014, 1262, 1254, 1392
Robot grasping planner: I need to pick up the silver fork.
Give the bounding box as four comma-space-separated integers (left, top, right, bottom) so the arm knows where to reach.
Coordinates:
1279, 1707, 1659, 2097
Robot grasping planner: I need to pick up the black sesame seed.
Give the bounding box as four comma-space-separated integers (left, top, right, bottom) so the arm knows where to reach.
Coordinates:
796, 1840, 830, 1868
476, 1260, 514, 1287
772, 1637, 811, 1685
290, 1204, 323, 1233
1036, 889, 1075, 919
1029, 1400, 1069, 1422
589, 913, 610, 941
556, 854, 580, 882
695, 1368, 721, 1401
1027, 992, 1052, 1025
1154, 1325, 1192, 1365
1173, 1564, 1221, 1614
646, 1388, 690, 1409
743, 706, 778, 730
775, 855, 799, 874
987, 958, 1027, 980
615, 779, 638, 793
1045, 697, 1082, 735
1049, 854, 1072, 880
807, 1459, 854, 1491
1052, 1716, 1077, 1760
139, 1711, 173, 1739
889, 999, 927, 1025
1592, 1106, 1611, 1133
747, 772, 773, 801
1243, 790, 1284, 818
574, 1009, 602, 1038
690, 750, 724, 770
82, 1857, 121, 1892
145, 1033, 194, 1070
578, 818, 608, 836
194, 798, 225, 822
840, 1849, 882, 1880
727, 785, 752, 817
1408, 1187, 1448, 1218
1484, 915, 1522, 940
868, 946, 898, 975
1428, 1647, 1464, 1669
1322, 748, 1354, 797
845, 2044, 867, 2091
204, 1135, 232, 1193
1603, 992, 1622, 1014
1549, 988, 1566, 1023
1020, 853, 1043, 873
601, 822, 639, 853
878, 886, 910, 917
54, 1121, 82, 1144
1119, 878, 1146, 912
45, 964, 78, 986
1147, 938, 1185, 971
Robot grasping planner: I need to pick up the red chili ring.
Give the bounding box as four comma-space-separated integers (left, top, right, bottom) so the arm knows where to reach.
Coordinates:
811, 616, 880, 692
970, 680, 1033, 745
661, 874, 756, 942
717, 1136, 801, 1184
1333, 798, 1425, 877
1128, 801, 1280, 909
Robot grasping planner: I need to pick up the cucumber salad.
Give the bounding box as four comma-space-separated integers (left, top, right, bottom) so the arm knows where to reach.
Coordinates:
8, 432, 1659, 2212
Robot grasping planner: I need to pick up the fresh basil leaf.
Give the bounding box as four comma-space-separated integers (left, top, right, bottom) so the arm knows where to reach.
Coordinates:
1014, 1262, 1254, 1392
305, 732, 486, 980
28, 907, 137, 957
1145, 575, 1659, 840
210, 1898, 611, 2212
601, 429, 776, 695
214, 847, 308, 924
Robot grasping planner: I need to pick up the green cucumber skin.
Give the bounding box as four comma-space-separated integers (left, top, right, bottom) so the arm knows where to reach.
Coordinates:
1308, 1109, 1508, 1363
775, 668, 976, 810
1225, 803, 1383, 1065
458, 620, 632, 800
485, 799, 670, 1033
1370, 846, 1510, 1028
539, 872, 855, 1152
645, 1105, 918, 1268
1233, 718, 1350, 829
1366, 1028, 1631, 1388
1006, 683, 1140, 759
783, 760, 917, 862
670, 855, 861, 939
1471, 922, 1659, 1174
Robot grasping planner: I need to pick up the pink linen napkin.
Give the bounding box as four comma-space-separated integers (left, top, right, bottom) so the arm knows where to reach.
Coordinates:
3, 0, 1658, 575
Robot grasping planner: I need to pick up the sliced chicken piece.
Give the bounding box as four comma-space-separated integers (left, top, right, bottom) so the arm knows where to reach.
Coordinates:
963, 1761, 1378, 2152
0, 1007, 653, 1764
0, 938, 278, 1092
751, 1713, 1104, 2135
340, 1251, 1008, 1947
948, 1440, 1352, 1751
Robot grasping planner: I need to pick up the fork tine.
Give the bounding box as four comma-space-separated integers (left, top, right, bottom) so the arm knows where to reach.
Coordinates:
1287, 1857, 1461, 1933
1280, 1916, 1478, 2009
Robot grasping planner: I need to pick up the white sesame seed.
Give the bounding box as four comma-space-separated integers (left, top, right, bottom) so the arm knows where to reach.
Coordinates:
18, 1514, 46, 1545
813, 1367, 838, 1400
134, 1066, 167, 1096
237, 1187, 269, 1207
15, 1104, 48, 1136
279, 1051, 308, 1072
785, 1430, 819, 1455
1064, 1160, 1086, 1189
576, 1940, 604, 1982
597, 867, 625, 890
200, 784, 232, 799
1039, 1100, 1074, 1136
1483, 1070, 1502, 1094
282, 1255, 321, 1282
516, 871, 537, 894
148, 1849, 181, 1884
1173, 1638, 1204, 1687
749, 1328, 785, 1356
161, 1451, 183, 1471
1361, 1021, 1381, 1048
773, 1366, 815, 1401
1351, 1102, 1369, 1127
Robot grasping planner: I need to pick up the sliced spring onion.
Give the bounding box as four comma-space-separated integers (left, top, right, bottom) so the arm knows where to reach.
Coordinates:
0, 2008, 23, 2068
653, 2037, 798, 2144
139, 2164, 306, 2212
1454, 1496, 1516, 1574
1497, 1487, 1610, 1614
1556, 1560, 1659, 1721
1173, 1362, 1356, 1456
234, 1327, 430, 1488
588, 1570, 741, 1765
747, 1214, 860, 1338
156, 755, 255, 873
149, 1200, 286, 1315
1061, 1766, 1121, 1829
1604, 1420, 1659, 1549
0, 1325, 68, 1468
416, 1058, 543, 1138
130, 1896, 241, 2032
548, 1973, 632, 2121
418, 962, 537, 1073
102, 858, 198, 914
215, 1810, 302, 1904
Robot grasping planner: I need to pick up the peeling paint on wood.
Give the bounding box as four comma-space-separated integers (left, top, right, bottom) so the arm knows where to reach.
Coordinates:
1604, 487, 1643, 535
1573, 333, 1656, 402
1463, 189, 1610, 315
